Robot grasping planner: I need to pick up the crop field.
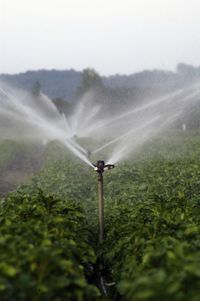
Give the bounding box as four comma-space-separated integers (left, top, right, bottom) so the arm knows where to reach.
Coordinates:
1, 132, 200, 300
2, 0, 200, 300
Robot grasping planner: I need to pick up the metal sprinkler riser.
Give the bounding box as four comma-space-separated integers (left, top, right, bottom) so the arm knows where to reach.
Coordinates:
94, 160, 115, 244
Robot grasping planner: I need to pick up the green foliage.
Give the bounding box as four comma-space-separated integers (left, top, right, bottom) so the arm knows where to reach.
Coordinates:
21, 157, 101, 247
77, 68, 103, 96
32, 80, 42, 98
0, 190, 100, 300
52, 98, 72, 115
102, 147, 200, 301
0, 140, 43, 172
2, 133, 200, 300
0, 141, 22, 171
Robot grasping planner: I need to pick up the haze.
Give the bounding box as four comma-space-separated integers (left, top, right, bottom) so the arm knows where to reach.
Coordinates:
1, 0, 200, 75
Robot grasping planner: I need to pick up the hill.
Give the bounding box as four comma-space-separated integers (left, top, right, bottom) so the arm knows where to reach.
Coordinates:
0, 63, 200, 101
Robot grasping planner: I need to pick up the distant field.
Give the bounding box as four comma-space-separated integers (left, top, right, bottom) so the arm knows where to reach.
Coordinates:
0, 141, 44, 196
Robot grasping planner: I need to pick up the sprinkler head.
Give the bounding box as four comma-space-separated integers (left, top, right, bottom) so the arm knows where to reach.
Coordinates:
104, 164, 115, 171
94, 160, 115, 173
87, 150, 92, 159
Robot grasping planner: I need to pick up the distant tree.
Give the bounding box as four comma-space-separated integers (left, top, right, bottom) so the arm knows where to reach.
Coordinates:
76, 68, 103, 97
176, 63, 197, 78
53, 98, 72, 116
31, 80, 41, 98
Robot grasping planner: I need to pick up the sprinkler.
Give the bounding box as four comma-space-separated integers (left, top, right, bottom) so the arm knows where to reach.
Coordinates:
94, 160, 115, 244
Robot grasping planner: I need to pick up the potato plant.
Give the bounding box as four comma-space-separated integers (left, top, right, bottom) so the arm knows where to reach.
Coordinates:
0, 190, 100, 300
103, 153, 200, 301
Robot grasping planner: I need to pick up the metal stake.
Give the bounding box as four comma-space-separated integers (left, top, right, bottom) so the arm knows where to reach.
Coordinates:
98, 171, 104, 244
94, 160, 115, 244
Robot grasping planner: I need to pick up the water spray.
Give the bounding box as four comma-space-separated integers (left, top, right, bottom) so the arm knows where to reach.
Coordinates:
94, 160, 115, 244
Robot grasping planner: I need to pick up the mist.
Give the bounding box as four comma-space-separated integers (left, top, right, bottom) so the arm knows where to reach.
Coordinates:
1, 78, 200, 169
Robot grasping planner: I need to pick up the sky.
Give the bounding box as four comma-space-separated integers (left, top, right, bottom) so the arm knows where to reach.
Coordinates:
1, 0, 200, 75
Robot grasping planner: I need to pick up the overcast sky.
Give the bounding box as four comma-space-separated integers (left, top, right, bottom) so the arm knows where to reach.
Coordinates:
1, 0, 200, 75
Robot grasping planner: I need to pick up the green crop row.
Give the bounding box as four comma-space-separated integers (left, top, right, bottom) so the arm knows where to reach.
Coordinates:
103, 156, 200, 301
0, 189, 100, 301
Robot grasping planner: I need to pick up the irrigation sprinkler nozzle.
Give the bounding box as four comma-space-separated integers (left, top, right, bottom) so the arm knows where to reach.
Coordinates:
87, 150, 91, 159
93, 160, 115, 173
